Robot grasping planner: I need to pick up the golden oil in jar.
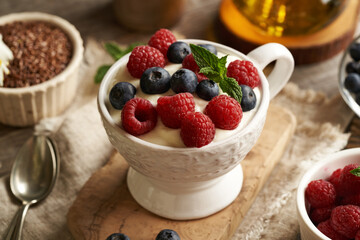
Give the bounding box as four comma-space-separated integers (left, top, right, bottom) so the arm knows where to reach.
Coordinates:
224, 0, 348, 37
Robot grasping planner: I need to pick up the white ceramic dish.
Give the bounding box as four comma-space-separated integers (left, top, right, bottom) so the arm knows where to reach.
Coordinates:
338, 35, 360, 118
98, 39, 294, 220
0, 12, 83, 127
297, 148, 360, 240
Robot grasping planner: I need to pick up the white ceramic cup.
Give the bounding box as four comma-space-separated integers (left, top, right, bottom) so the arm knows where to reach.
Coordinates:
98, 40, 294, 220
297, 148, 360, 240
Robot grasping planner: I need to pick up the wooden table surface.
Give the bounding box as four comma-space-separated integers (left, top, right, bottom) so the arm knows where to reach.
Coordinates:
0, 1, 359, 240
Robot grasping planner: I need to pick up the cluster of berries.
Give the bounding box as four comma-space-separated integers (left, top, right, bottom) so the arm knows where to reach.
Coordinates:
344, 42, 360, 104
109, 28, 260, 148
121, 92, 242, 148
305, 163, 360, 240
106, 229, 180, 240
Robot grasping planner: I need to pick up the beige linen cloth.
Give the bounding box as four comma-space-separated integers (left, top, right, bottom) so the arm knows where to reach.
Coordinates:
0, 39, 354, 240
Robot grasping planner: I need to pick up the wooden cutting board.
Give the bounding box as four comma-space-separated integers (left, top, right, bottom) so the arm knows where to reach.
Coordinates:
67, 104, 296, 240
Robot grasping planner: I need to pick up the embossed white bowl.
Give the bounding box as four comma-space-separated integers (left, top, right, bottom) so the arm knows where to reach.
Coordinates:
297, 148, 360, 240
0, 12, 83, 127
98, 40, 294, 220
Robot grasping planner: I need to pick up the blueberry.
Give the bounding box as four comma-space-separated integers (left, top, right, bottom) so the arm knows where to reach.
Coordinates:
344, 73, 360, 93
109, 82, 136, 110
346, 61, 360, 74
155, 229, 181, 240
106, 233, 130, 240
140, 67, 171, 94
240, 84, 257, 111
198, 44, 217, 55
350, 43, 360, 61
167, 41, 191, 63
170, 69, 198, 93
196, 80, 219, 101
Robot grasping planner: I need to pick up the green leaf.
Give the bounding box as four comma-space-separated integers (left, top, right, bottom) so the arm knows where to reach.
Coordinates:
218, 55, 228, 78
350, 166, 360, 177
104, 42, 143, 60
219, 77, 243, 103
199, 67, 223, 83
190, 43, 243, 104
94, 65, 111, 84
190, 44, 222, 71
104, 43, 124, 61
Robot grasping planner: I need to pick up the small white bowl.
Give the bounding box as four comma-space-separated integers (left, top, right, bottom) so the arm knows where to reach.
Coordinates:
0, 12, 83, 127
297, 148, 360, 240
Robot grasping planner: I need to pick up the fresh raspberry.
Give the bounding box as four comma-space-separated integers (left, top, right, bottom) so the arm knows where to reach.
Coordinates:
317, 220, 349, 240
305, 179, 336, 208
182, 54, 207, 82
121, 98, 157, 136
148, 28, 176, 58
180, 112, 215, 148
356, 230, 360, 240
339, 164, 360, 196
127, 45, 165, 78
310, 207, 333, 225
196, 72, 208, 82
156, 93, 195, 129
328, 168, 343, 194
182, 54, 198, 71
330, 205, 360, 239
341, 193, 360, 207
204, 95, 242, 130
227, 60, 260, 88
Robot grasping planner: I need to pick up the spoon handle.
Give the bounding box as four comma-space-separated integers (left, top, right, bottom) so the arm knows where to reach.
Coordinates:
5, 203, 31, 240
13, 203, 31, 240
4, 208, 21, 240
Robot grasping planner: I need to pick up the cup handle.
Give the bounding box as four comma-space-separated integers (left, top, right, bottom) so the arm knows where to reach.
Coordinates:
247, 43, 294, 99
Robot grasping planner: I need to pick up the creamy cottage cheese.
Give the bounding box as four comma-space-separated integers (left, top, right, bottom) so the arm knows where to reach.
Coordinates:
106, 52, 262, 148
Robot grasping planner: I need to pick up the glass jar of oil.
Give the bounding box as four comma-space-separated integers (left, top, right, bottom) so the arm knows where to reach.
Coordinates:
223, 0, 348, 37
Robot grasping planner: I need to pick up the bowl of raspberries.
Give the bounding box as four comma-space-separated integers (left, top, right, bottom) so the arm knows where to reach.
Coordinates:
297, 148, 360, 240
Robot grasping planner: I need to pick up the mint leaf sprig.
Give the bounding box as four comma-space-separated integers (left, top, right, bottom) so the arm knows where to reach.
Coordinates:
94, 65, 112, 84
350, 166, 360, 177
190, 44, 242, 104
94, 42, 142, 84
105, 42, 142, 61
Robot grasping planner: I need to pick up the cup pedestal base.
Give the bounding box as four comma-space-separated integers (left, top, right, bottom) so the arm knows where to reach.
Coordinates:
127, 164, 243, 220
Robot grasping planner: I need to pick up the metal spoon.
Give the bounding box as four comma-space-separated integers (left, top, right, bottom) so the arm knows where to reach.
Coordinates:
5, 135, 59, 240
